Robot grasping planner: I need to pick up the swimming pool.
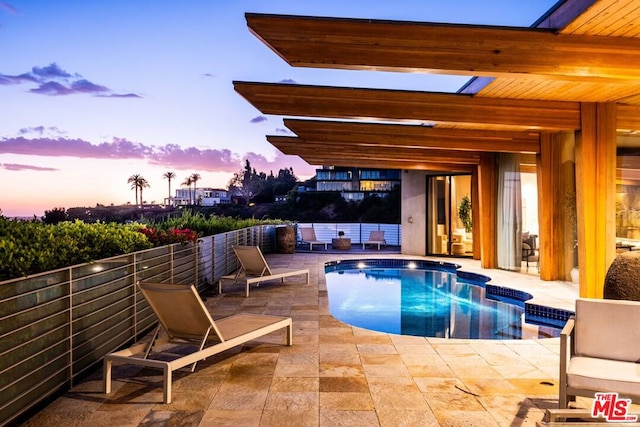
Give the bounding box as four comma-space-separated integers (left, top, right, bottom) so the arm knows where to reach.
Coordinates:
324, 259, 572, 340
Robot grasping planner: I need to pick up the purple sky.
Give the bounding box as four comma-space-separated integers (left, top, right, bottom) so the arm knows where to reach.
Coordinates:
0, 0, 558, 217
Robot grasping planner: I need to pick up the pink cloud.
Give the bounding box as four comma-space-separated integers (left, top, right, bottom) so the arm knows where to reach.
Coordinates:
0, 136, 317, 177
1, 163, 58, 171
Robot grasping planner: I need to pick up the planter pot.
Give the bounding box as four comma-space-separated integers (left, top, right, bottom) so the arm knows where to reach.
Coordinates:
276, 225, 295, 254
332, 238, 351, 250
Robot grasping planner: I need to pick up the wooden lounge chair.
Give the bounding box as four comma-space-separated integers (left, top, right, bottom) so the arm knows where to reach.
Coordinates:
362, 230, 386, 250
103, 282, 292, 404
559, 297, 640, 409
218, 245, 309, 297
299, 227, 328, 250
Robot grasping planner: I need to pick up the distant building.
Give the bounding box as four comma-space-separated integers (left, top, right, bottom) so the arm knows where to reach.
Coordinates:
295, 180, 315, 193
167, 187, 231, 207
315, 166, 400, 201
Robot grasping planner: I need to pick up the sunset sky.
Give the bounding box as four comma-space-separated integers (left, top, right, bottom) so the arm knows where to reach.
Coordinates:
0, 0, 557, 218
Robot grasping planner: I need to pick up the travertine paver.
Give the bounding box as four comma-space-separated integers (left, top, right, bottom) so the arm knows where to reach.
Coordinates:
22, 252, 579, 427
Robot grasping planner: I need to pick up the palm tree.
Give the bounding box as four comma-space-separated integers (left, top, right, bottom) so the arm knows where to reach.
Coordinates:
162, 171, 176, 206
127, 174, 142, 206
138, 177, 150, 206
190, 173, 201, 205
181, 176, 193, 205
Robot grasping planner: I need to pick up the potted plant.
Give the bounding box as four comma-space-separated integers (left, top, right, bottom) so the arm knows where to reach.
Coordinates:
457, 195, 472, 233
333, 230, 351, 250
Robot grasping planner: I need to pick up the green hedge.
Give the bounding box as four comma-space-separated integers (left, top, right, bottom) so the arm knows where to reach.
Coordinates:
147, 210, 283, 236
0, 211, 286, 281
0, 218, 152, 281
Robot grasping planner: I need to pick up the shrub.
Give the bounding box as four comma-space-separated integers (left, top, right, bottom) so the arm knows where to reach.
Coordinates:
146, 210, 283, 236
137, 227, 199, 246
0, 210, 283, 281
0, 217, 152, 281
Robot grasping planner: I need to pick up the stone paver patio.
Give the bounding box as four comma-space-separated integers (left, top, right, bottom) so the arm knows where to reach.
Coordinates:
22, 252, 581, 427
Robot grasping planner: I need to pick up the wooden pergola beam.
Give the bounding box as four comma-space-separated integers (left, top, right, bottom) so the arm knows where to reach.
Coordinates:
234, 81, 581, 131
268, 136, 480, 165
301, 156, 474, 172
246, 13, 640, 82
284, 119, 541, 153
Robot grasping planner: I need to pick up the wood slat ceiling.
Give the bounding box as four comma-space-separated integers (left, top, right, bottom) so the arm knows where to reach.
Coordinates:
478, 0, 640, 102
476, 78, 640, 103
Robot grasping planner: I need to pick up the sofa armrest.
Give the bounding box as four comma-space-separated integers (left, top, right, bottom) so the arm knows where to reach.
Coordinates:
559, 316, 575, 408
560, 316, 575, 358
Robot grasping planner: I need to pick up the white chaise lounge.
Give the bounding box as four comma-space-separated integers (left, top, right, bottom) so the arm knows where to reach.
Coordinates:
218, 245, 309, 297
103, 282, 292, 403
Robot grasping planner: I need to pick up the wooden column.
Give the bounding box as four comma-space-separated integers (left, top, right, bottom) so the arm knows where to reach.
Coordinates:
537, 132, 575, 281
478, 153, 497, 268
575, 102, 617, 298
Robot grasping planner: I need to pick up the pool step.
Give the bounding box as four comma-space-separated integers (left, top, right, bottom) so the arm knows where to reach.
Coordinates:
495, 322, 525, 339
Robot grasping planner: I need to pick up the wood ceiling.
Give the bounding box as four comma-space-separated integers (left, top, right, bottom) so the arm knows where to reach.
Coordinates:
478, 0, 640, 102
234, 0, 640, 173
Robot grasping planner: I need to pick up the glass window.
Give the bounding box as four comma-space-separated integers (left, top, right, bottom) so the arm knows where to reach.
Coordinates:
360, 170, 380, 179
616, 134, 640, 249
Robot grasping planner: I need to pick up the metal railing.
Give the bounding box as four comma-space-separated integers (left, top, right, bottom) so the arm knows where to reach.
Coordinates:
295, 223, 401, 245
0, 224, 276, 426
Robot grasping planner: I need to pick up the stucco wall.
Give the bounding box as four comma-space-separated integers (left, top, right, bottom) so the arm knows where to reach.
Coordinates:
401, 170, 427, 255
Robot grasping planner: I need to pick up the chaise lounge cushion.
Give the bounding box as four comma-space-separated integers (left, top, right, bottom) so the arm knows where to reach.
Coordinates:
567, 356, 640, 397
574, 298, 640, 362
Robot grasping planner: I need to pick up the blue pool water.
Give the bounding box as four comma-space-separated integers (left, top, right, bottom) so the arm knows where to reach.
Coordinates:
325, 259, 571, 340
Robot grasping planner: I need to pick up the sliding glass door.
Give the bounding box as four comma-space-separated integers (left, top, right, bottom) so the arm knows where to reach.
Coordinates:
426, 175, 472, 256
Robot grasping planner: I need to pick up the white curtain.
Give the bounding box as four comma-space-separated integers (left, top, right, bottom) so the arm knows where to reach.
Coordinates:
497, 154, 522, 271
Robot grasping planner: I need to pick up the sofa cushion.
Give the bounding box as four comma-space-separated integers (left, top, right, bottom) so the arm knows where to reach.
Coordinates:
567, 356, 640, 397
575, 298, 640, 362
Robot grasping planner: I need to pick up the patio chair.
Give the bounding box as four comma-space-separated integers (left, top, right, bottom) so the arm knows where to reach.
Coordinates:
362, 230, 386, 250
299, 227, 328, 250
103, 282, 292, 404
522, 233, 539, 271
559, 297, 640, 409
218, 245, 309, 297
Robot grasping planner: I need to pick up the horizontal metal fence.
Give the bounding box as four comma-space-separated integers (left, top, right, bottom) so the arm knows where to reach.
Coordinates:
0, 224, 277, 427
